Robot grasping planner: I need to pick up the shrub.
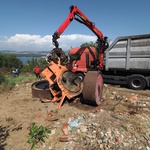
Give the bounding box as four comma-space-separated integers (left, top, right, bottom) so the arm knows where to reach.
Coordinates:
0, 73, 5, 84
27, 123, 51, 150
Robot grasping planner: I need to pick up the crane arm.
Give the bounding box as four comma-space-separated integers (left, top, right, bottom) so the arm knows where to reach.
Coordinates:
52, 5, 104, 48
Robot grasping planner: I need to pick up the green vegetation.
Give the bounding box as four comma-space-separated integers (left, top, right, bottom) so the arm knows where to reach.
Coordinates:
0, 53, 48, 91
21, 57, 47, 73
0, 73, 38, 92
5, 74, 37, 84
27, 123, 51, 150
0, 53, 47, 74
0, 72, 5, 84
0, 53, 23, 73
80, 41, 97, 48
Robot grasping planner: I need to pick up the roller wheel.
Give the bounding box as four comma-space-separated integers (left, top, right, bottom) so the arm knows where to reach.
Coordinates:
83, 71, 103, 106
31, 80, 53, 99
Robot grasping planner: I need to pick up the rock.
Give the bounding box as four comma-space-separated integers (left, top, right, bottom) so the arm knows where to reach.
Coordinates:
79, 125, 88, 133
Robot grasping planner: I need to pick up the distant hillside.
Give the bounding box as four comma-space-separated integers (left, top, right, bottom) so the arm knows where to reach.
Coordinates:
0, 50, 50, 57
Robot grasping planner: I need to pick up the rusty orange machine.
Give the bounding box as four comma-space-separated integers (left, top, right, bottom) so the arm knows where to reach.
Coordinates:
31, 48, 103, 109
40, 48, 83, 109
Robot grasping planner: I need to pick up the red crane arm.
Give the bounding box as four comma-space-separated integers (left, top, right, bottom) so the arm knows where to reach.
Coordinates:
52, 5, 108, 69
52, 5, 104, 48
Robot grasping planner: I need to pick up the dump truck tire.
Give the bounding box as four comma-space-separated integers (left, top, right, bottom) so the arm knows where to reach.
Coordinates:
127, 75, 146, 90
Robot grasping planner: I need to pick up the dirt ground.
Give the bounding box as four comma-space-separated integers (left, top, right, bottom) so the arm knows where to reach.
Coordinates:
0, 80, 150, 150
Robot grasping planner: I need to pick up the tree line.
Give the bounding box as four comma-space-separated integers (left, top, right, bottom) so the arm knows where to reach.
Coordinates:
0, 53, 47, 75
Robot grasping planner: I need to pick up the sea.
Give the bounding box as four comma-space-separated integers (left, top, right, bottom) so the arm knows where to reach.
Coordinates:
17, 56, 44, 64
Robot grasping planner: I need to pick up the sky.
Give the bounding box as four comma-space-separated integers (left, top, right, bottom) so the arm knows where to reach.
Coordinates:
0, 0, 150, 52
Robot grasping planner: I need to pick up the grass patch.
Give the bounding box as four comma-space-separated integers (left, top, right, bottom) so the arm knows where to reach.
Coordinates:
0, 73, 38, 92
5, 74, 37, 84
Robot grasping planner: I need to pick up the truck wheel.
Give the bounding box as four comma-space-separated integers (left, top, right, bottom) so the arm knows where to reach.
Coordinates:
127, 76, 146, 90
76, 73, 85, 81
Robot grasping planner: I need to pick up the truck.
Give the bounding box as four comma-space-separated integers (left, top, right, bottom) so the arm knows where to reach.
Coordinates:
68, 34, 150, 90
50, 5, 150, 90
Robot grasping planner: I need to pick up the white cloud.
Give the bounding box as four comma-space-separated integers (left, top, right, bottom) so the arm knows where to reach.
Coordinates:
0, 33, 97, 52
7, 34, 41, 43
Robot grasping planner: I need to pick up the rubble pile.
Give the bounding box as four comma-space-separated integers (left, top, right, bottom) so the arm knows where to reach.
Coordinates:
41, 85, 150, 150
44, 110, 149, 150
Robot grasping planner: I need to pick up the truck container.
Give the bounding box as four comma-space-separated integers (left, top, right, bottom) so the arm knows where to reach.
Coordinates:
68, 34, 150, 90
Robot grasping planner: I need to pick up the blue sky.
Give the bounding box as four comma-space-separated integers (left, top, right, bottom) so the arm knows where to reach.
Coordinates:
0, 0, 150, 52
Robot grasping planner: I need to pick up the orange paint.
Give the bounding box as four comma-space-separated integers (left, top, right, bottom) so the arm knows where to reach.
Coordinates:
127, 94, 138, 102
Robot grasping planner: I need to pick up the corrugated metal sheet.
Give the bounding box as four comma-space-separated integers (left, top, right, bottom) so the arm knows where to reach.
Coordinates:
105, 34, 150, 71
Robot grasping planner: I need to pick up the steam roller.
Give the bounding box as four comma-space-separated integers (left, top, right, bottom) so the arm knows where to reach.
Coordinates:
31, 48, 103, 109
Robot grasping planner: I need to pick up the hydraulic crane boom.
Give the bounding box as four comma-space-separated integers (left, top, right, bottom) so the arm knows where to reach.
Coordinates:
52, 5, 104, 47
52, 5, 107, 68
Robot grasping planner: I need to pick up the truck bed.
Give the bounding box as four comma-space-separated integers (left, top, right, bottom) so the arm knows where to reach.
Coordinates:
105, 34, 150, 71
